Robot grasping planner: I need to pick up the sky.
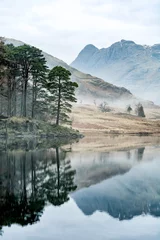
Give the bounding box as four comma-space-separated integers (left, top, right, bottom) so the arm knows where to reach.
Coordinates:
0, 0, 160, 64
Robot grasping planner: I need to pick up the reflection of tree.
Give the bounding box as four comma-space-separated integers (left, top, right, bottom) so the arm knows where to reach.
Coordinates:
126, 151, 131, 160
0, 146, 77, 234
0, 151, 45, 228
137, 147, 145, 161
44, 148, 77, 206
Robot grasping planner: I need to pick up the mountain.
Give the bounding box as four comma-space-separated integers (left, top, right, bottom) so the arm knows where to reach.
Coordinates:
1, 37, 139, 105
71, 40, 160, 103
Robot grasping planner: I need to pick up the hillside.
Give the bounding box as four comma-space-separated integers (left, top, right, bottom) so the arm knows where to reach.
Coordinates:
71, 40, 160, 103
71, 104, 160, 134
1, 37, 136, 105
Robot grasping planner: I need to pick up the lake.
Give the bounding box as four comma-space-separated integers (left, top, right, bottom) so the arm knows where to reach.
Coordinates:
1, 134, 160, 240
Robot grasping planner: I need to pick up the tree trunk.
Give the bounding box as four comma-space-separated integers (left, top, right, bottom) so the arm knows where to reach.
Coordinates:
32, 79, 37, 119
7, 78, 12, 117
0, 88, 3, 114
12, 77, 17, 116
56, 78, 61, 125
21, 80, 24, 117
23, 80, 27, 117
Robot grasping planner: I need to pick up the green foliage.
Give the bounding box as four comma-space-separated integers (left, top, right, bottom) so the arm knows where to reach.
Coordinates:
13, 44, 48, 117
44, 66, 78, 125
126, 105, 132, 114
135, 103, 145, 117
0, 42, 50, 119
0, 116, 82, 139
0, 41, 8, 79
0, 43, 78, 126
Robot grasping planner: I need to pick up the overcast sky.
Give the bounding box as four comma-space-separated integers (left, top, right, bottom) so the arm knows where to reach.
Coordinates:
0, 0, 160, 63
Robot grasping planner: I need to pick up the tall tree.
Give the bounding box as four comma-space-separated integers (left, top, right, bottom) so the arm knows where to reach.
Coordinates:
45, 66, 78, 125
135, 103, 145, 117
0, 41, 7, 115
30, 51, 48, 118
126, 105, 132, 114
14, 45, 47, 117
0, 41, 13, 116
5, 44, 20, 117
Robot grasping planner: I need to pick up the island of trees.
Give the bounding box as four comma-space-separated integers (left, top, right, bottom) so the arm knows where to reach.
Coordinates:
0, 40, 78, 126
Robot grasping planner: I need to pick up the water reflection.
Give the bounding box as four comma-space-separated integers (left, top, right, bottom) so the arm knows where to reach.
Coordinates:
1, 136, 160, 240
137, 147, 145, 161
72, 156, 160, 220
0, 144, 77, 235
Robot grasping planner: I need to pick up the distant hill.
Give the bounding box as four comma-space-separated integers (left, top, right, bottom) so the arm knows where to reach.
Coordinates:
1, 37, 136, 105
71, 40, 160, 103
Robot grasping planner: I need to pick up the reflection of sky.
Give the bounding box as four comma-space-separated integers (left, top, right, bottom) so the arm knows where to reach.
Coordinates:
2, 199, 160, 240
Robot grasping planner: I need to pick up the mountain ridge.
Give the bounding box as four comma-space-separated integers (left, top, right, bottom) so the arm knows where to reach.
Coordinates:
71, 39, 160, 103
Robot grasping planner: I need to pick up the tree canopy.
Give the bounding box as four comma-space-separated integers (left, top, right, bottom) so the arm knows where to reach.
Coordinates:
135, 103, 145, 117
0, 41, 78, 124
44, 66, 78, 125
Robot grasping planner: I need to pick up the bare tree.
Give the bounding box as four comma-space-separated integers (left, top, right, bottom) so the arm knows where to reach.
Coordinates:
99, 102, 111, 112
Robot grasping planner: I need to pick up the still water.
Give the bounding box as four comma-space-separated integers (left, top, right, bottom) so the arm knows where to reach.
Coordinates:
1, 136, 160, 239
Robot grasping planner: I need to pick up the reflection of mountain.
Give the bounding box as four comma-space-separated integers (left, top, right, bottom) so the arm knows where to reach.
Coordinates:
0, 146, 76, 234
72, 158, 160, 220
68, 147, 148, 189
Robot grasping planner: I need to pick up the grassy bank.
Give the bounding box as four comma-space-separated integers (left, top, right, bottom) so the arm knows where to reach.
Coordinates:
0, 117, 83, 139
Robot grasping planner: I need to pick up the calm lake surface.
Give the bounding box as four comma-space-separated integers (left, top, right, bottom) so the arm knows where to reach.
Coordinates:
1, 135, 160, 239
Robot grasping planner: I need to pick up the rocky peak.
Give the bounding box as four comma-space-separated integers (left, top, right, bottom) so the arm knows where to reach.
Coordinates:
70, 39, 160, 104
79, 44, 98, 57
120, 39, 136, 45
71, 44, 99, 67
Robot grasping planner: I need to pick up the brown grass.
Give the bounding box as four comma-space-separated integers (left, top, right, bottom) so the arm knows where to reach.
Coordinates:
71, 104, 160, 135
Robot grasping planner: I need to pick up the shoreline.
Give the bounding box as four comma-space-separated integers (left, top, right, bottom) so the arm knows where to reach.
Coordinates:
0, 117, 83, 140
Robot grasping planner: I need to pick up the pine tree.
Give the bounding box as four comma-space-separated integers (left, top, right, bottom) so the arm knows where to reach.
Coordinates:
45, 66, 78, 125
0, 41, 12, 116
13, 45, 48, 117
126, 105, 132, 114
135, 103, 145, 117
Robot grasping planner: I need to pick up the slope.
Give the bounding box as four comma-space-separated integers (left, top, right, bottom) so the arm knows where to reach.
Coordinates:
71, 40, 160, 103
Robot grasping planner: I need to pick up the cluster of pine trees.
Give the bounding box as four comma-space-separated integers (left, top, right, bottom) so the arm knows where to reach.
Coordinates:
0, 40, 78, 125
